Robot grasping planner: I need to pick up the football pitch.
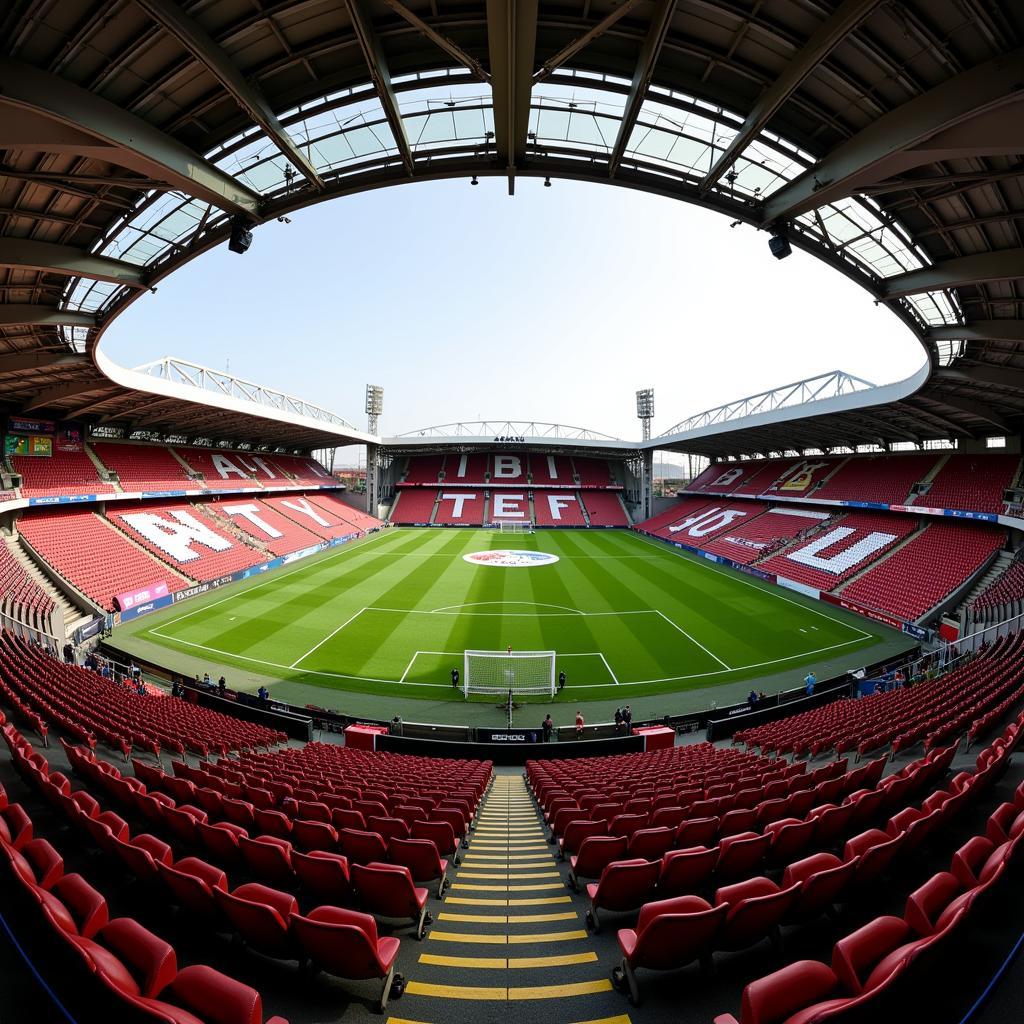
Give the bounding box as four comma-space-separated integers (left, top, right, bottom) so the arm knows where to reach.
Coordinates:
115, 527, 902, 705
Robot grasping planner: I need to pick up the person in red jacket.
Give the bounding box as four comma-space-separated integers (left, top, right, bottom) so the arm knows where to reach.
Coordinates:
575, 711, 585, 739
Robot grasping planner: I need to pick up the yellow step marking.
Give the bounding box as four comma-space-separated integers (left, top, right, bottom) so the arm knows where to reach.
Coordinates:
508, 930, 587, 943
438, 911, 577, 924
428, 931, 508, 944
420, 952, 597, 969
446, 895, 572, 907
462, 853, 552, 861
427, 928, 586, 944
571, 1017, 634, 1024
458, 871, 561, 880
461, 860, 553, 868
452, 882, 564, 892
385, 1018, 432, 1024
404, 981, 613, 1000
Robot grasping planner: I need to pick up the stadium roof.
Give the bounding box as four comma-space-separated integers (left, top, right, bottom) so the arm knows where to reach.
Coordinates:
1, 0, 1022, 454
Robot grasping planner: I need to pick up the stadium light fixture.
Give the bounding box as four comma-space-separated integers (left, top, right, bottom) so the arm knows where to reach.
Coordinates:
365, 384, 384, 434
636, 388, 654, 442
768, 226, 792, 260
228, 216, 253, 255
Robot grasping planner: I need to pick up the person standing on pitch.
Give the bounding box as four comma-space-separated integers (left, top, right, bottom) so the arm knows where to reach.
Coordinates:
559, 669, 566, 691
451, 667, 459, 689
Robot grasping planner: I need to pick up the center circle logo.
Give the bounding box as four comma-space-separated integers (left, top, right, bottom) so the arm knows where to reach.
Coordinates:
463, 549, 560, 568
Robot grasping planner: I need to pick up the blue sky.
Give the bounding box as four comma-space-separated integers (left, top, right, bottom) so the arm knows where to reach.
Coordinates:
106, 177, 924, 450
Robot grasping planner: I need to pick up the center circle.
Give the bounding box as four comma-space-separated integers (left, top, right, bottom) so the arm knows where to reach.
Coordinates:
463, 550, 560, 568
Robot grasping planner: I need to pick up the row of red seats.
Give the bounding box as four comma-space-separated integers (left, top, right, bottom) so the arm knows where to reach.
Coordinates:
1, 716, 288, 1024
401, 452, 615, 487
840, 521, 1004, 621
0, 541, 55, 624
0, 631, 284, 759
710, 727, 1022, 1023
686, 452, 1021, 515
735, 632, 1024, 758
969, 558, 1024, 618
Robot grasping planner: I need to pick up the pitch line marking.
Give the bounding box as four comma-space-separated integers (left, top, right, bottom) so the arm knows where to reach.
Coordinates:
430, 601, 584, 615
598, 653, 619, 685
140, 632, 871, 689
142, 527, 395, 635
288, 608, 368, 669
654, 609, 731, 669
628, 530, 874, 641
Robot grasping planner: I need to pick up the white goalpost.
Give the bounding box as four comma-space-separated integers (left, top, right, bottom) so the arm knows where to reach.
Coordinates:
463, 650, 556, 698
495, 520, 534, 534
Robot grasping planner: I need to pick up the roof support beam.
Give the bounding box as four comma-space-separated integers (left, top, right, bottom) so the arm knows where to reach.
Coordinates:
939, 364, 1024, 392
0, 305, 97, 327
377, 0, 489, 81
133, 0, 324, 191
21, 379, 106, 413
701, 0, 883, 192
607, 0, 676, 178
0, 59, 261, 217
0, 238, 146, 287
487, 0, 540, 193
534, 0, 645, 83
761, 47, 1024, 224
923, 394, 1012, 433
927, 321, 1024, 344
0, 350, 90, 374
346, 0, 414, 176
883, 249, 1024, 299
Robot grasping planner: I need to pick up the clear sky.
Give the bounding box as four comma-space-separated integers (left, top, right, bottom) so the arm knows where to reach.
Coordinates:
106, 176, 925, 452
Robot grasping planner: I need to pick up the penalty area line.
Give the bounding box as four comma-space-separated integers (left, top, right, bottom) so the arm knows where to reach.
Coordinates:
654, 610, 731, 670
289, 608, 367, 669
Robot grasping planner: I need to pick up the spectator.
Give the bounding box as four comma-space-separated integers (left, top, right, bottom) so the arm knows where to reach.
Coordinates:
614, 707, 623, 734
202, 672, 212, 689
758, 691, 767, 704
171, 679, 181, 698
135, 677, 146, 697
218, 676, 227, 697
894, 669, 906, 688
804, 671, 817, 696
542, 714, 553, 743
130, 662, 141, 683
257, 685, 270, 701
63, 642, 74, 664
575, 711, 584, 739
747, 689, 758, 709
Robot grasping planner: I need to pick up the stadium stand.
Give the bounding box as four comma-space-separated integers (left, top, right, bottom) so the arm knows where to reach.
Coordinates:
534, 490, 587, 526
663, 502, 770, 546
401, 455, 444, 484
90, 442, 194, 494
0, 541, 55, 626
812, 452, 939, 506
529, 452, 575, 487
696, 507, 831, 565
839, 522, 1005, 621
310, 493, 381, 532
735, 632, 1024, 758
390, 488, 437, 525
269, 453, 335, 487
107, 502, 265, 580
433, 490, 485, 525
757, 511, 918, 591
17, 511, 184, 611
173, 448, 276, 489
638, 497, 712, 537
914, 454, 1021, 514
488, 452, 530, 484
582, 490, 630, 526
968, 555, 1024, 621
264, 494, 368, 539
440, 453, 489, 484
11, 449, 115, 497
211, 499, 324, 556
729, 461, 789, 496
574, 456, 615, 487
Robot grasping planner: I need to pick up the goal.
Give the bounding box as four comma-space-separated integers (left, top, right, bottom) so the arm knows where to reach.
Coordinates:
463, 650, 556, 698
495, 520, 534, 535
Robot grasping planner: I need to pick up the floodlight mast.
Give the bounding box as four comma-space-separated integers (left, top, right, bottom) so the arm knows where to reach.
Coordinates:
365, 385, 384, 515
636, 389, 655, 520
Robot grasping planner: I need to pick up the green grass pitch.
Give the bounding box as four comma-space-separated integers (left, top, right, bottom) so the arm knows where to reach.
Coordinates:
118, 527, 898, 704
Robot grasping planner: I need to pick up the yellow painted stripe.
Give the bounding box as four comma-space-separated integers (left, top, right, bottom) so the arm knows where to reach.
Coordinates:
445, 897, 508, 906
458, 871, 561, 880
438, 911, 578, 924
452, 882, 565, 892
510, 981, 614, 1000
509, 896, 572, 905
470, 842, 548, 850
571, 1017, 633, 1024
429, 931, 509, 944
420, 952, 597, 969
405, 980, 612, 1000
508, 930, 588, 943
404, 982, 506, 1000
385, 1018, 432, 1024
461, 861, 554, 869
509, 952, 598, 968
461, 854, 553, 862
509, 882, 565, 891
420, 954, 506, 969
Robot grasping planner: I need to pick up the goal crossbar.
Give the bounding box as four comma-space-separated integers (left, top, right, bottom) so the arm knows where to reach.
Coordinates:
464, 649, 556, 698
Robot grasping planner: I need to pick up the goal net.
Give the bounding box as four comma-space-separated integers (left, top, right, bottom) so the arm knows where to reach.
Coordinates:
464, 650, 556, 698
495, 520, 534, 534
